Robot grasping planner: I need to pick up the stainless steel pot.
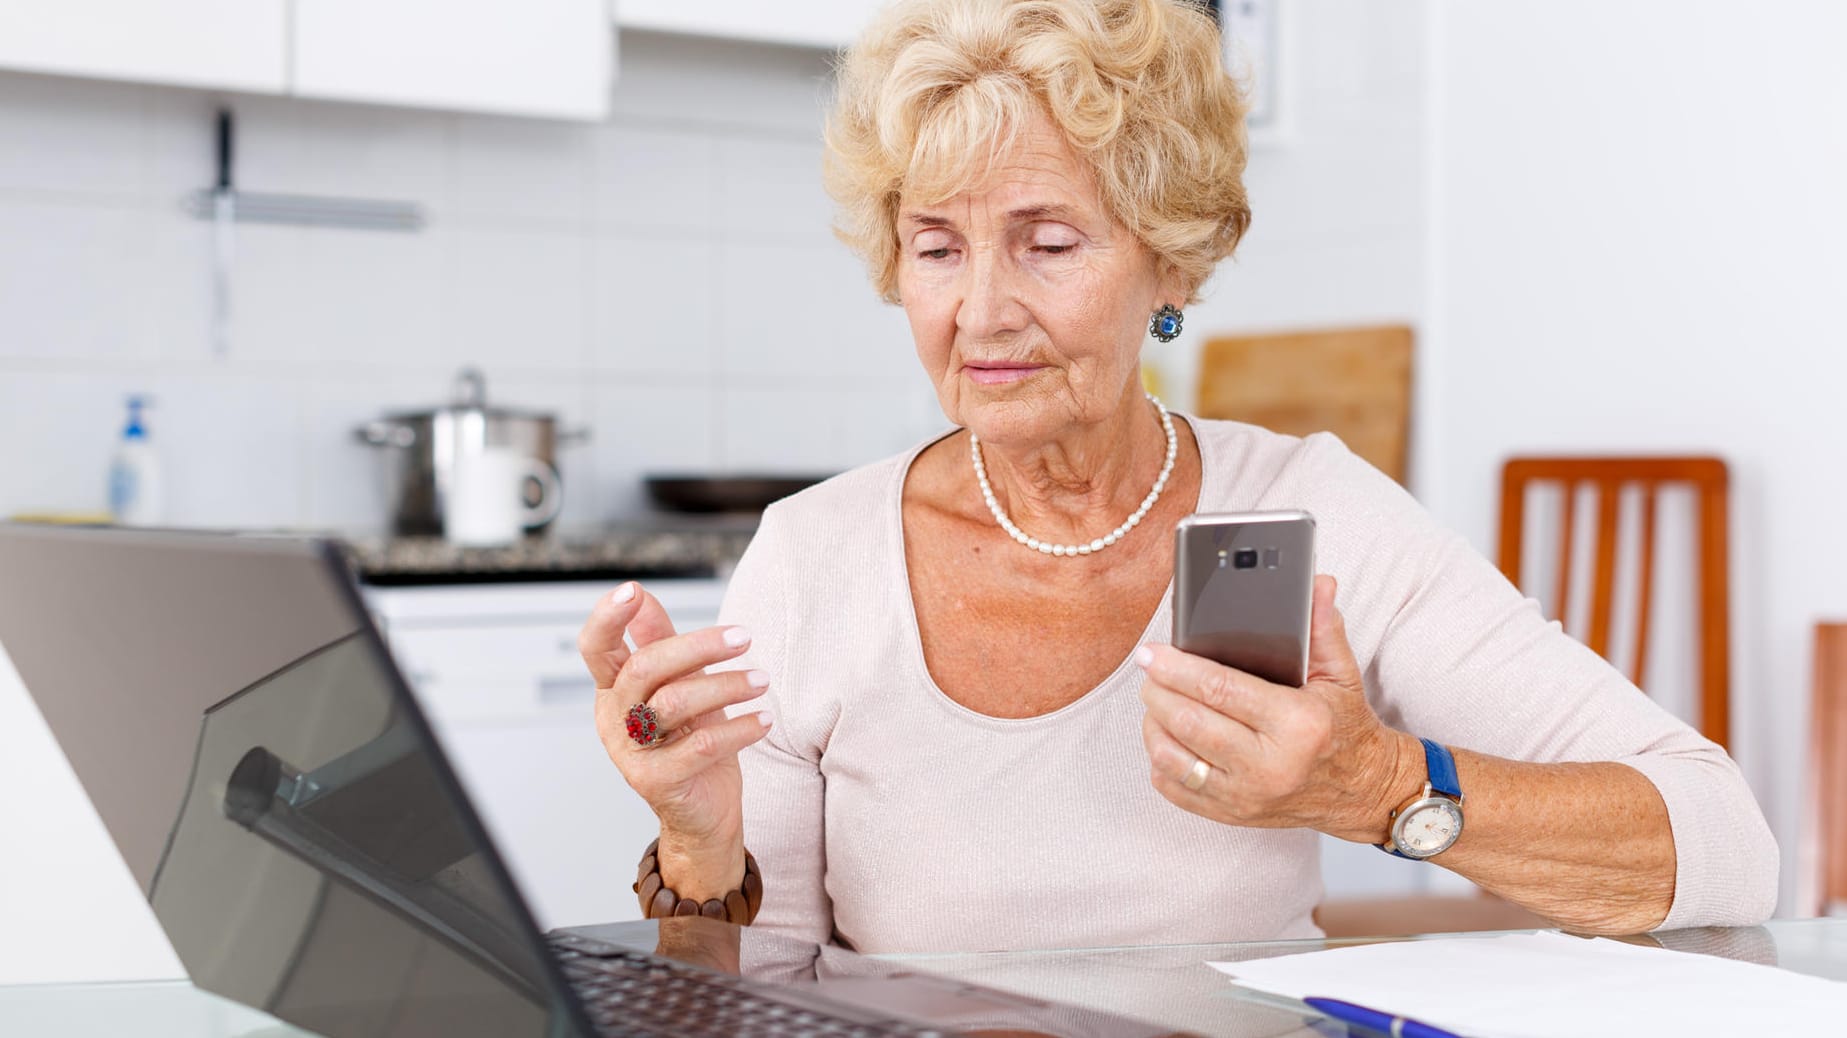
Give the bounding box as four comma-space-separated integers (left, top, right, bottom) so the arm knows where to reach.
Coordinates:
355, 368, 590, 536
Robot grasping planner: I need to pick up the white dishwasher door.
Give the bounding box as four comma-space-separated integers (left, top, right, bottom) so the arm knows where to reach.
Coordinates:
365, 578, 727, 929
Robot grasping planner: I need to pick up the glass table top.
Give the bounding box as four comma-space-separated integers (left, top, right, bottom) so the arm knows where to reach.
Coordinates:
872, 917, 1847, 1036
3, 917, 1844, 1038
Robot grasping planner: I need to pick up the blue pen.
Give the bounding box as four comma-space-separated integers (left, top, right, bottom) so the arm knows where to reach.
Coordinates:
1303, 996, 1467, 1038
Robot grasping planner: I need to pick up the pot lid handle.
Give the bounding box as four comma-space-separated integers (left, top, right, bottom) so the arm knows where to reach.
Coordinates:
354, 420, 415, 448
452, 367, 487, 409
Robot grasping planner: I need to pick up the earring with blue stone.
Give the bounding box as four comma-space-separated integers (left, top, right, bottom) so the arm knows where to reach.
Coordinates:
1149, 304, 1184, 343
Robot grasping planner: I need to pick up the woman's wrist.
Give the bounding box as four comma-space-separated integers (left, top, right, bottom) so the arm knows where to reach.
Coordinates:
1341, 728, 1424, 844
637, 833, 763, 925
656, 829, 747, 903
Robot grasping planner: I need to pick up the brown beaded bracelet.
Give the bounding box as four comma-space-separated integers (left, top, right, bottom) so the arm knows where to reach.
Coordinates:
632, 837, 764, 925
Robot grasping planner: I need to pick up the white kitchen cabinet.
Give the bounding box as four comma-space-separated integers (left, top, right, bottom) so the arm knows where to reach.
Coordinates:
293, 0, 613, 121
616, 0, 881, 50
365, 577, 727, 928
0, 0, 611, 122
0, 0, 287, 93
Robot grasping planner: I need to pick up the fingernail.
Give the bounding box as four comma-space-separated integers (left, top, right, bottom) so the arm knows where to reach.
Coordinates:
722, 626, 752, 648
757, 712, 774, 730
1133, 645, 1154, 668
610, 582, 636, 604
746, 669, 771, 689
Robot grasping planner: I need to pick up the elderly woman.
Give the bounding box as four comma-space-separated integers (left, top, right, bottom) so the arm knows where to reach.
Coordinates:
580, 0, 1775, 953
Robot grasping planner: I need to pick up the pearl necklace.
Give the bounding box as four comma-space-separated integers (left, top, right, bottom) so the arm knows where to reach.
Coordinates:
970, 393, 1177, 557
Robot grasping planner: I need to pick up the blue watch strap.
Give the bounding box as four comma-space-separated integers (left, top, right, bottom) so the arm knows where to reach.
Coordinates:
1421, 738, 1461, 800
1381, 738, 1463, 859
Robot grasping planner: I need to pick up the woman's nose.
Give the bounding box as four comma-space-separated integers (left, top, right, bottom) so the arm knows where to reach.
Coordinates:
955, 248, 1030, 340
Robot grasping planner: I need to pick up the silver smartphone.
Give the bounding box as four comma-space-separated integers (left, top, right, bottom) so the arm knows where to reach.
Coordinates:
1171, 510, 1317, 687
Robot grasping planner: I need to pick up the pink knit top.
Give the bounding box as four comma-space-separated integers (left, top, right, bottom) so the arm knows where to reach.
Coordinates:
717, 417, 1777, 954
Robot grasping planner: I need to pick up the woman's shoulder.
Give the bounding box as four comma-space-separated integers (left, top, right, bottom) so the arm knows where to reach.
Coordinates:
1187, 417, 1453, 662
748, 429, 954, 561
720, 433, 947, 681
1186, 415, 1433, 546
1188, 414, 1331, 465
1186, 416, 1374, 500
1187, 415, 1302, 464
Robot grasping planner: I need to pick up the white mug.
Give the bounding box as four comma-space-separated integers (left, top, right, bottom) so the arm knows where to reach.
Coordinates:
444, 447, 563, 547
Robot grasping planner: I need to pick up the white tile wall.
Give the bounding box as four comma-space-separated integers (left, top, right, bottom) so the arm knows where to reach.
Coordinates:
0, 72, 146, 197
0, 201, 156, 362
591, 125, 716, 232
139, 372, 306, 528
0, 13, 1425, 538
715, 134, 834, 240
438, 225, 591, 370
591, 233, 719, 376
141, 211, 215, 362
589, 377, 716, 516
292, 225, 446, 369
445, 113, 594, 227
719, 382, 849, 471
0, 369, 141, 512
0, 32, 956, 533
716, 240, 841, 376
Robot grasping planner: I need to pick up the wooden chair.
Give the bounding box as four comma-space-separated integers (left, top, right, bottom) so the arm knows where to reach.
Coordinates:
1196, 325, 1414, 483
1814, 623, 1847, 915
1497, 457, 1731, 748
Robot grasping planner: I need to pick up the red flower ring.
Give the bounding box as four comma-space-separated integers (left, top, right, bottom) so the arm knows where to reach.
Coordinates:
625, 702, 663, 747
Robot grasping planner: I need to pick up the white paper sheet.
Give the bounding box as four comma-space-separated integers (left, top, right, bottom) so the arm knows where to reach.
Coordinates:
1212, 931, 1847, 1037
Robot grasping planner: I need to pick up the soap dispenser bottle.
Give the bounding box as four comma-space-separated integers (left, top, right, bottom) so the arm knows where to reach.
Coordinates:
108, 395, 163, 526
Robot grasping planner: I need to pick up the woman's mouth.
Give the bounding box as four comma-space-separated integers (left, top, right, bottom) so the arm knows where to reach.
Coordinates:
963, 362, 1044, 385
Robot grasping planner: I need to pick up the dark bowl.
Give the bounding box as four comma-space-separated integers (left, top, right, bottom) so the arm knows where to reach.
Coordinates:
643, 474, 834, 514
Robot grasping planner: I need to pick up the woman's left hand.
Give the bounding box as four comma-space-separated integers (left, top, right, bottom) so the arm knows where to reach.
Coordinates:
1136, 575, 1416, 843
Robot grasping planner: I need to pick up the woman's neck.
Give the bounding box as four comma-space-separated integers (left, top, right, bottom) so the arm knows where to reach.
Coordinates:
973, 389, 1169, 546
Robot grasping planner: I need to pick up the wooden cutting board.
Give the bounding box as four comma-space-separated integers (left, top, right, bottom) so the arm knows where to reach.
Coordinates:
1196, 324, 1414, 484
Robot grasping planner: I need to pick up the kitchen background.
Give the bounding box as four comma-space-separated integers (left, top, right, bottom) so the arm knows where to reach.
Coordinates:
3, 0, 1844, 986
0, 7, 1422, 529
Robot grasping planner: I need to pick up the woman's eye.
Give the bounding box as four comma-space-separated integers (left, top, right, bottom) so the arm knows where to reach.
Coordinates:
1033, 242, 1076, 255
919, 247, 953, 260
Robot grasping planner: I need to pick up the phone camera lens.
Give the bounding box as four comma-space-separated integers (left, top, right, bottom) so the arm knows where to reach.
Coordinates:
1233, 548, 1259, 569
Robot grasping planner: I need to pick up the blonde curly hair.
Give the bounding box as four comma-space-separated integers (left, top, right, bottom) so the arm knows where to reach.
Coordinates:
825, 0, 1251, 305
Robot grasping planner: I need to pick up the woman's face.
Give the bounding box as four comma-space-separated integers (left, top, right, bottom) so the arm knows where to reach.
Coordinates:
894, 111, 1180, 451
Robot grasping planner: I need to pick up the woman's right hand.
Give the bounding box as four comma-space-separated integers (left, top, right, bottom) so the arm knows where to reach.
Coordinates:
580, 581, 773, 899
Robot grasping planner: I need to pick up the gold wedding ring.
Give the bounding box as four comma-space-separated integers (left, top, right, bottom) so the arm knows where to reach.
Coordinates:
1182, 756, 1211, 791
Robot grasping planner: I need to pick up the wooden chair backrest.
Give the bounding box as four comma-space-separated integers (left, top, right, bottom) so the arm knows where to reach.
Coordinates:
1497, 457, 1730, 748
1196, 325, 1414, 483
1815, 623, 1847, 913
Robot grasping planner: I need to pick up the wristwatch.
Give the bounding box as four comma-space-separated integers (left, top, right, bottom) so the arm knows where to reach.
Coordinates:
1381, 737, 1465, 860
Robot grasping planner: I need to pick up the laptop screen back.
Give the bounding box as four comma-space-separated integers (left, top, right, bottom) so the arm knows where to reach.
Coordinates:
0, 525, 583, 1038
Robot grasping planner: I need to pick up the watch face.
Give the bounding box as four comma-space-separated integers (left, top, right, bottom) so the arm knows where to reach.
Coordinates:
1395, 799, 1463, 857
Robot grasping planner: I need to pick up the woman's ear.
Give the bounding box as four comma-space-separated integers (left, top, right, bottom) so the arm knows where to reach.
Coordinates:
1153, 259, 1193, 312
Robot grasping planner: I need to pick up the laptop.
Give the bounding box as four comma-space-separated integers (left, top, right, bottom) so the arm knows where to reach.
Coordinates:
0, 523, 1192, 1038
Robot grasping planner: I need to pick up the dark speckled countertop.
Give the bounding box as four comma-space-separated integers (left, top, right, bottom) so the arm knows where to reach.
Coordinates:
343, 517, 758, 586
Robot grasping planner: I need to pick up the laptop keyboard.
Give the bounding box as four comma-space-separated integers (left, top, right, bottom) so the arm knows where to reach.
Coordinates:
547, 933, 955, 1038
